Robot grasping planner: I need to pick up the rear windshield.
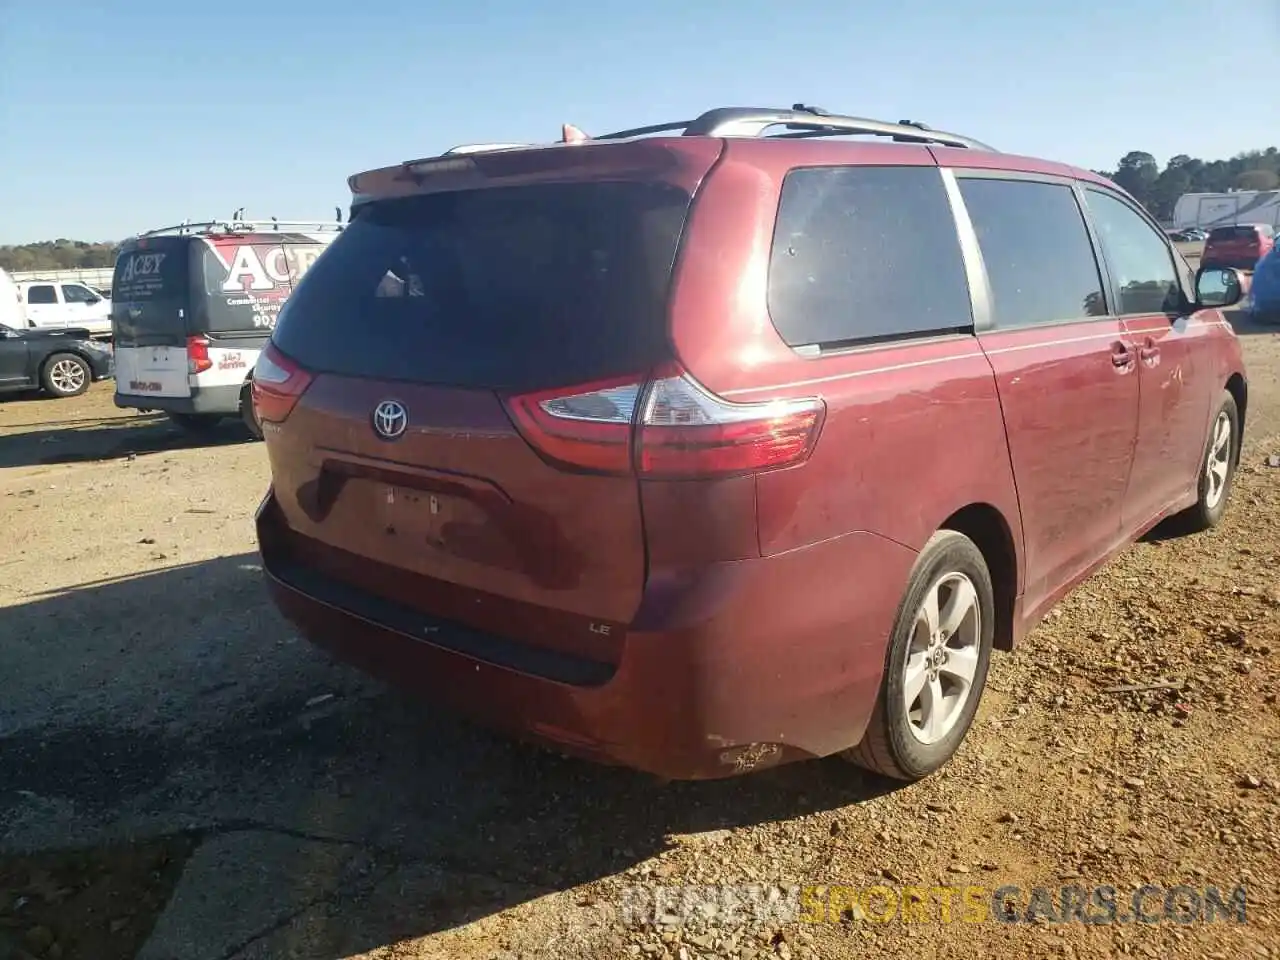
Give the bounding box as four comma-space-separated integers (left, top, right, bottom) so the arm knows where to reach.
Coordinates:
110, 239, 191, 340
271, 181, 691, 392
1208, 226, 1260, 241
198, 237, 328, 334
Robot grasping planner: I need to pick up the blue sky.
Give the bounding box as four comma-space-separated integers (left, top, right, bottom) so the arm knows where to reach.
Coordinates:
1, 0, 1275, 244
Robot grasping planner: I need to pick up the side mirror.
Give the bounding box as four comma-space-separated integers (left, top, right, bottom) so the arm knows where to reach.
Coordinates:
1195, 267, 1245, 309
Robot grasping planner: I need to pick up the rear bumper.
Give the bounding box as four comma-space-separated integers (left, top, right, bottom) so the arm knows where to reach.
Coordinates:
257, 491, 916, 780
1202, 255, 1262, 271
114, 382, 242, 416
90, 355, 115, 381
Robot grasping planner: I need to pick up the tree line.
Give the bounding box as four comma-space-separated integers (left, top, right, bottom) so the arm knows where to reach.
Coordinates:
0, 239, 119, 273
2, 145, 1278, 271
1095, 147, 1279, 223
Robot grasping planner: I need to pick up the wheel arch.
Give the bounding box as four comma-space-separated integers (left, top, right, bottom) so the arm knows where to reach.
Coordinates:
939, 502, 1019, 652
1225, 371, 1247, 447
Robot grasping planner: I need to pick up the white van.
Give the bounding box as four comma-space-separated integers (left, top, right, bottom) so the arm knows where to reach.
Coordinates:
111, 219, 340, 437
0, 268, 26, 329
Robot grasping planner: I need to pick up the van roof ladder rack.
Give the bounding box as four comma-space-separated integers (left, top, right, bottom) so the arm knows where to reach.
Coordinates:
594, 103, 995, 150
135, 219, 346, 239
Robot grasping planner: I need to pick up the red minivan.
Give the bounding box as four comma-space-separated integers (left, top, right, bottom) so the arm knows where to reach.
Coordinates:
1202, 224, 1275, 272
254, 105, 1249, 782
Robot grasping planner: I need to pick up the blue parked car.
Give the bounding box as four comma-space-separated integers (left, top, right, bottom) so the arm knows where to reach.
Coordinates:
1249, 244, 1280, 324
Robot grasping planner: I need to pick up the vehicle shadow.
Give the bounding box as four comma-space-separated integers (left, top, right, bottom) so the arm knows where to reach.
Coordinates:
0, 413, 254, 469
0, 554, 897, 959
1224, 306, 1279, 337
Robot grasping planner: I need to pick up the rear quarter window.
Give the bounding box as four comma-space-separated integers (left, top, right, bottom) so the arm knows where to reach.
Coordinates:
766, 165, 972, 348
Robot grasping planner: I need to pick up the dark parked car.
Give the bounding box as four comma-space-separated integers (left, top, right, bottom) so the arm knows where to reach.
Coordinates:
253, 104, 1249, 783
0, 324, 114, 398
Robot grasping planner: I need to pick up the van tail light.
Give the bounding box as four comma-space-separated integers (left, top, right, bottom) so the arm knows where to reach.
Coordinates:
251, 342, 314, 424
504, 365, 825, 478
503, 374, 640, 473
638, 371, 826, 477
186, 335, 212, 374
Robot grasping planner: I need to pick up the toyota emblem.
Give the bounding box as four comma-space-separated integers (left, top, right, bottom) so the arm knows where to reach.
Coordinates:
371, 399, 408, 440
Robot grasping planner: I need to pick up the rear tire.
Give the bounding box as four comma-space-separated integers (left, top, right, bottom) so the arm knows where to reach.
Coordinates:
41, 353, 91, 397
843, 530, 995, 782
240, 381, 263, 440
167, 411, 224, 433
1176, 390, 1239, 532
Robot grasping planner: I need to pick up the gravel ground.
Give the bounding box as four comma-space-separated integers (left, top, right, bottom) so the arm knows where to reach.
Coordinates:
1, 306, 1279, 960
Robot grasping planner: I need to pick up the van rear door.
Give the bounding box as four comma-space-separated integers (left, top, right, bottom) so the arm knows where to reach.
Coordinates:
111, 238, 193, 401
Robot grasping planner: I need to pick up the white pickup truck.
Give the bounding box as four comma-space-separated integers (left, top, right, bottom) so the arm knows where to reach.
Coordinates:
17, 280, 112, 337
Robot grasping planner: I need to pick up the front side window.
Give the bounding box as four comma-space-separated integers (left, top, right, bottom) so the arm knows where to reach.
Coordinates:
61, 284, 96, 304
959, 177, 1107, 327
1086, 190, 1183, 315
767, 165, 972, 347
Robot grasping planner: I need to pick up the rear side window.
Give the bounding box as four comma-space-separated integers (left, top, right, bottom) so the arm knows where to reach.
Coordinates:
272, 181, 691, 392
766, 166, 972, 348
26, 285, 57, 305
958, 177, 1107, 327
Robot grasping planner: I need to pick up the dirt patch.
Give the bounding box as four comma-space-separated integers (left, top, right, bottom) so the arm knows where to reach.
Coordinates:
0, 835, 196, 960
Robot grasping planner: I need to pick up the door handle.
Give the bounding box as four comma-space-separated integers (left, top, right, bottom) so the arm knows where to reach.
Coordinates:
1110, 341, 1134, 368
1139, 336, 1160, 364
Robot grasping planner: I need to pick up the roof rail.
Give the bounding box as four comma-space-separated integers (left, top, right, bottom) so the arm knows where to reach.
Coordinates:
135, 218, 345, 239
443, 142, 534, 155
595, 104, 995, 151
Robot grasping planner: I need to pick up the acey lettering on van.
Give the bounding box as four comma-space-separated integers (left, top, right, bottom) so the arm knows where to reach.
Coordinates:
209, 241, 325, 293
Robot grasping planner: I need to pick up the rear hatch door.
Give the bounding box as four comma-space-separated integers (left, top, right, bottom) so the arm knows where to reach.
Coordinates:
1206, 226, 1259, 263
264, 140, 721, 657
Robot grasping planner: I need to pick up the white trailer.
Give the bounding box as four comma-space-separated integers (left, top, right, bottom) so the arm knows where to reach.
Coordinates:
1173, 191, 1280, 231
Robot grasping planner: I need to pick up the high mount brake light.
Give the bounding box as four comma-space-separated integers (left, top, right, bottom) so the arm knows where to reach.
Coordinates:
504, 367, 825, 478
251, 342, 313, 424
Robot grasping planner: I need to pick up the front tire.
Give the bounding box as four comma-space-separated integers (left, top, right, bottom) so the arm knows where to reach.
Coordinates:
41, 353, 91, 397
1177, 390, 1239, 532
844, 530, 995, 781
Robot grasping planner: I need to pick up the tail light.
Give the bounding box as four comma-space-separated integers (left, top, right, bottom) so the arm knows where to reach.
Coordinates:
186, 335, 212, 374
251, 342, 314, 424
504, 365, 825, 478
